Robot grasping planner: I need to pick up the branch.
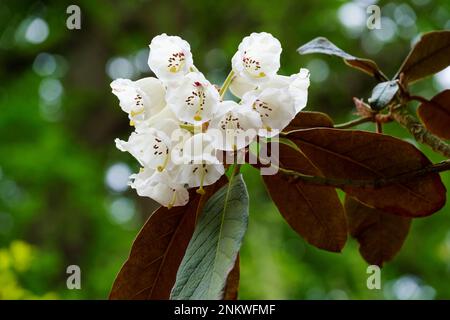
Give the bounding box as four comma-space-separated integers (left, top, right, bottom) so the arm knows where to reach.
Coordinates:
334, 116, 373, 129
278, 159, 450, 189
390, 107, 450, 158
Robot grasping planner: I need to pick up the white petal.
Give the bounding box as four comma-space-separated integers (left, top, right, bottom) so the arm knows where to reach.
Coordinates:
110, 79, 144, 114
115, 129, 171, 170
166, 72, 220, 125
110, 77, 166, 126
229, 74, 257, 98
129, 169, 188, 207
232, 32, 282, 83
135, 77, 166, 114
209, 101, 261, 151
259, 69, 310, 113
242, 87, 296, 137
181, 132, 219, 164
148, 34, 194, 83
170, 129, 194, 165
176, 163, 224, 188
289, 68, 310, 112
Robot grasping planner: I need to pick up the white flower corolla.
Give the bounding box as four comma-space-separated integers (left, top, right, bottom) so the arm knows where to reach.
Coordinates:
260, 68, 310, 112
111, 31, 310, 207
208, 101, 262, 151
115, 122, 175, 172
231, 32, 282, 83
110, 77, 166, 126
241, 87, 296, 137
129, 169, 189, 208
176, 133, 225, 193
137, 106, 180, 133
170, 128, 194, 165
177, 163, 224, 192
148, 34, 194, 83
229, 74, 257, 99
166, 72, 220, 125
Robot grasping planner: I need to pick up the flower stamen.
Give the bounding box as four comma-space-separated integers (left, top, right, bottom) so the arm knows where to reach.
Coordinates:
196, 164, 207, 195
167, 189, 177, 209
168, 52, 186, 73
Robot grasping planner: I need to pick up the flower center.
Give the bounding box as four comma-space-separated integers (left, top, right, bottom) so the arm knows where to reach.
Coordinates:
195, 163, 208, 195
220, 113, 242, 132
152, 138, 170, 172
167, 51, 185, 73
242, 51, 266, 78
185, 82, 206, 122
253, 99, 273, 118
253, 99, 274, 131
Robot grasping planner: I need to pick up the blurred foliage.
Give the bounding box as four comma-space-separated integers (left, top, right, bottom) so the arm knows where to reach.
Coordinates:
0, 0, 449, 299
0, 241, 58, 299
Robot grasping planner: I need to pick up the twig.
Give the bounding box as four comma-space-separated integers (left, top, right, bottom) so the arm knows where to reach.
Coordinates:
376, 121, 383, 134
277, 159, 450, 189
390, 106, 450, 158
334, 116, 374, 129
409, 95, 429, 105
219, 71, 235, 98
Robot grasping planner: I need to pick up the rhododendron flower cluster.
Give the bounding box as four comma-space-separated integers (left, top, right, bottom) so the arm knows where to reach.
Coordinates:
111, 32, 310, 208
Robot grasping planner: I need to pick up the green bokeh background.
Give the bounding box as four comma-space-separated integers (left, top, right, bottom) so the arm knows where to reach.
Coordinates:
0, 0, 449, 299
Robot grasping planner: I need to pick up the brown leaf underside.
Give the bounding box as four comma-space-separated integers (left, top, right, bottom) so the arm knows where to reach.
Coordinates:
398, 30, 450, 83
289, 128, 446, 217
345, 196, 411, 266
109, 177, 228, 300
223, 255, 240, 300
284, 111, 334, 132
418, 90, 450, 140
263, 144, 347, 252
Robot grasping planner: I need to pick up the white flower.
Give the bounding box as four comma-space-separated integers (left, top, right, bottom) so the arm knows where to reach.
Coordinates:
115, 120, 178, 172
242, 87, 296, 137
231, 32, 282, 83
110, 77, 166, 126
148, 34, 194, 83
129, 169, 189, 208
229, 75, 257, 99
260, 68, 310, 112
170, 129, 194, 165
208, 101, 262, 151
137, 106, 179, 133
176, 133, 225, 193
112, 31, 310, 207
177, 163, 224, 192
181, 133, 220, 164
166, 72, 220, 125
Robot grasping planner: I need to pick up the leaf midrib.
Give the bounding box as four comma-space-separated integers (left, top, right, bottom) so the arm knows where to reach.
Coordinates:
293, 132, 431, 203
206, 176, 236, 298
400, 39, 450, 80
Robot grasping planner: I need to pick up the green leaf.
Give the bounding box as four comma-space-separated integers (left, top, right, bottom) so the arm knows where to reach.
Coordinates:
297, 37, 387, 80
396, 30, 450, 84
368, 81, 399, 110
170, 174, 249, 300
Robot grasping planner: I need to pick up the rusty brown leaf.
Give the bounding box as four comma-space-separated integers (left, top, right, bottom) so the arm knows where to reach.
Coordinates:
345, 196, 411, 266
417, 90, 450, 140
223, 255, 240, 300
397, 30, 450, 83
284, 111, 334, 133
289, 128, 446, 217
263, 144, 347, 252
109, 177, 227, 300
